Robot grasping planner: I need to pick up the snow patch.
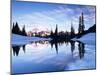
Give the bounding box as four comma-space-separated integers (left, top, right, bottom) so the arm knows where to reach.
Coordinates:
72, 33, 96, 45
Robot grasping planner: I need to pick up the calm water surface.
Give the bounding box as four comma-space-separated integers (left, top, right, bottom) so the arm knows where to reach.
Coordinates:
12, 40, 96, 74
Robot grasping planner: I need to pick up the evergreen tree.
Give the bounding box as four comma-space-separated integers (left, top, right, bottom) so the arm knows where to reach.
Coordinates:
12, 22, 15, 33
78, 16, 82, 34
71, 22, 75, 38
12, 22, 27, 36
65, 30, 68, 39
22, 25, 27, 36
14, 22, 21, 34
50, 28, 53, 38
78, 12, 85, 34
55, 24, 58, 36
12, 22, 22, 35
81, 12, 85, 32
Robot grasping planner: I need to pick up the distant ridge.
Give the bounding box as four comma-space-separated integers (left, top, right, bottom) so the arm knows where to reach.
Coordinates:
77, 24, 96, 38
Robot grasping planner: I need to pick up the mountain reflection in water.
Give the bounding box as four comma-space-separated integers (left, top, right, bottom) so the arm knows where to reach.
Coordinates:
12, 40, 85, 59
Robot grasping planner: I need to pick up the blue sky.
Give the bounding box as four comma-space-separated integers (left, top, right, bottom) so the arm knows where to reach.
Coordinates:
12, 0, 96, 33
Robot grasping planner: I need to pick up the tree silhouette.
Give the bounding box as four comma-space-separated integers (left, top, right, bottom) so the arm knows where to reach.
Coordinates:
78, 16, 82, 34
78, 12, 85, 34
71, 22, 75, 38
15, 22, 21, 34
12, 22, 15, 33
12, 22, 21, 34
50, 28, 54, 38
55, 24, 58, 37
81, 12, 85, 32
12, 22, 27, 36
21, 25, 27, 36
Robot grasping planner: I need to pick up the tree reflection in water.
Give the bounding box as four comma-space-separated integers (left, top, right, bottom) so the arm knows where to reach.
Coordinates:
70, 40, 75, 56
78, 41, 85, 59
12, 40, 85, 59
12, 45, 26, 56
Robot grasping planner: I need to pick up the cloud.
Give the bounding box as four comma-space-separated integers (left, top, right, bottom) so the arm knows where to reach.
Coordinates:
12, 4, 96, 32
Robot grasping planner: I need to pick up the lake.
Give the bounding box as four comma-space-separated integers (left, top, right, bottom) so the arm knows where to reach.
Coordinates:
12, 40, 96, 74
